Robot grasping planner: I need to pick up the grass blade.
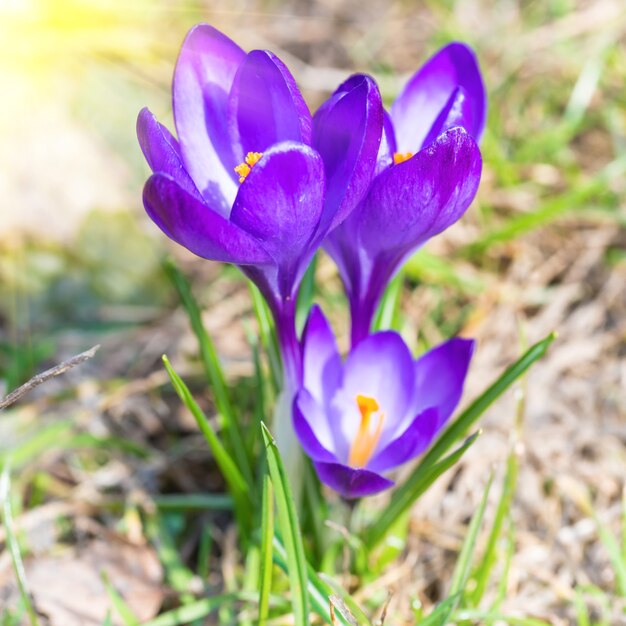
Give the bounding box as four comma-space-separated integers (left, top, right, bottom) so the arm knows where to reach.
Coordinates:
465, 156, 626, 255
372, 270, 403, 332
422, 474, 493, 626
163, 259, 253, 488
365, 432, 480, 550
0, 465, 40, 626
273, 536, 354, 626
101, 571, 140, 626
470, 451, 519, 605
258, 473, 274, 626
261, 423, 309, 625
249, 283, 282, 392
295, 254, 317, 334
141, 594, 237, 626
418, 332, 555, 475
162, 355, 250, 540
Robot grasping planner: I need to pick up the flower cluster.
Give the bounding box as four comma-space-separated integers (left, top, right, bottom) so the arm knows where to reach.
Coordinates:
138, 25, 485, 498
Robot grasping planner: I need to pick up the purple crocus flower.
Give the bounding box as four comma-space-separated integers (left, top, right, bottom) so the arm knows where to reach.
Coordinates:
293, 306, 474, 498
137, 25, 382, 382
315, 43, 486, 345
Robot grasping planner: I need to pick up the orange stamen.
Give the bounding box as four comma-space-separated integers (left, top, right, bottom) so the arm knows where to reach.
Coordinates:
234, 151, 263, 183
348, 394, 385, 468
393, 151, 413, 165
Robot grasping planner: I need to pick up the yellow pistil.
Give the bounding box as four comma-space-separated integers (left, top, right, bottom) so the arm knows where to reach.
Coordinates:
348, 394, 385, 468
393, 151, 413, 165
234, 151, 263, 183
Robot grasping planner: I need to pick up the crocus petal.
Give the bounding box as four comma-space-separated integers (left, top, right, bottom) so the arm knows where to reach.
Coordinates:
342, 331, 414, 417
339, 332, 415, 452
391, 42, 486, 152
312, 74, 383, 231
143, 173, 272, 264
421, 87, 474, 148
137, 108, 200, 199
230, 142, 325, 298
412, 337, 475, 429
314, 461, 394, 499
173, 24, 244, 212
293, 389, 337, 462
229, 50, 312, 162
302, 305, 342, 404
375, 110, 397, 175
367, 408, 438, 474
360, 128, 482, 268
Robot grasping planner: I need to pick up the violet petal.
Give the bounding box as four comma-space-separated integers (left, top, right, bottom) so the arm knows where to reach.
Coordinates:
412, 337, 475, 429
367, 408, 438, 473
301, 305, 343, 405
230, 141, 326, 298
173, 24, 245, 212
229, 50, 312, 162
391, 42, 486, 152
137, 108, 200, 199
312, 74, 383, 231
143, 173, 272, 264
314, 461, 394, 499
293, 389, 338, 462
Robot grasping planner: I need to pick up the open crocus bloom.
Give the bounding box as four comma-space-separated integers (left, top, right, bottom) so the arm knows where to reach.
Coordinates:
319, 43, 486, 345
293, 306, 474, 498
137, 24, 381, 329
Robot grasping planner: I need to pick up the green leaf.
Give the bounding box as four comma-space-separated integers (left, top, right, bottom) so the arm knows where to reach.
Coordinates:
163, 259, 253, 488
162, 355, 251, 540
141, 595, 238, 626
261, 423, 309, 625
372, 269, 404, 332
465, 156, 626, 255
0, 465, 40, 626
423, 475, 493, 626
296, 254, 317, 335
273, 537, 354, 626
258, 473, 274, 626
470, 451, 519, 605
419, 332, 555, 475
365, 431, 480, 550
101, 571, 139, 626
249, 283, 282, 392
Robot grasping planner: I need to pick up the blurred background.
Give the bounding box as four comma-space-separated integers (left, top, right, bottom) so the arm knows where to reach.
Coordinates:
1, 0, 626, 623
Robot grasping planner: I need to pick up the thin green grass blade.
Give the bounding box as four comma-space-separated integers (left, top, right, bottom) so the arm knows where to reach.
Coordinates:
101, 571, 139, 626
364, 431, 480, 550
573, 587, 591, 626
151, 494, 232, 511
273, 537, 354, 626
296, 254, 317, 335
163, 259, 253, 487
141, 594, 238, 626
319, 574, 372, 626
249, 283, 281, 392
404, 250, 483, 294
258, 473, 274, 626
423, 475, 493, 626
417, 594, 461, 626
0, 465, 40, 626
261, 423, 309, 625
372, 270, 403, 332
470, 451, 519, 605
465, 156, 626, 255
418, 333, 555, 474
145, 515, 196, 605
452, 610, 552, 626
450, 473, 493, 596
593, 511, 626, 597
162, 355, 250, 540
